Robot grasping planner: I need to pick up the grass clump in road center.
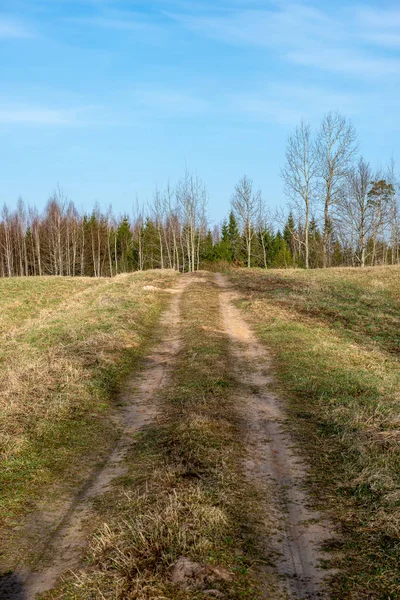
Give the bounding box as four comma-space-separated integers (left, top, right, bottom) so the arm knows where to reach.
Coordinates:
228, 266, 400, 599
0, 271, 177, 569
53, 274, 266, 600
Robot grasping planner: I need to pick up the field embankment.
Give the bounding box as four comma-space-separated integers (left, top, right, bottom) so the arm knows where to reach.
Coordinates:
227, 266, 400, 598
0, 271, 177, 575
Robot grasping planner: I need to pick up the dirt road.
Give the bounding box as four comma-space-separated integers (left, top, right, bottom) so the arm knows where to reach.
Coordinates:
216, 273, 334, 599
1, 273, 334, 599
1, 278, 188, 600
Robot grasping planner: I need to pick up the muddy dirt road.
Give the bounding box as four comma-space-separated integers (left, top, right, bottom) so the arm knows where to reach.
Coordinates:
1, 273, 334, 599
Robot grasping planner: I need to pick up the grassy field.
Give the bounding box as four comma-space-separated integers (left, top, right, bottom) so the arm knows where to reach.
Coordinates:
228, 266, 400, 599
0, 271, 177, 566
2, 266, 399, 599
47, 273, 269, 600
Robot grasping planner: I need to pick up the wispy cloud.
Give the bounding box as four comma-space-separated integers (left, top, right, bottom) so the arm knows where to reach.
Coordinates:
126, 80, 361, 127
166, 2, 400, 79
288, 48, 400, 77
0, 105, 100, 125
0, 15, 33, 38
67, 12, 162, 33
168, 3, 335, 48
363, 32, 400, 48
357, 7, 400, 29
356, 7, 400, 49
133, 85, 210, 117
230, 82, 360, 126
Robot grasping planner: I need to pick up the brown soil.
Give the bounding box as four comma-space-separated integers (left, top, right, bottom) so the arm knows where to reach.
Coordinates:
1, 273, 337, 599
170, 556, 232, 592
215, 273, 336, 599
0, 278, 188, 600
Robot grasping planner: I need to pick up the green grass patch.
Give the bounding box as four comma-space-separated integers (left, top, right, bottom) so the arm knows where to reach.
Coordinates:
228, 266, 400, 599
0, 271, 177, 570
50, 275, 273, 600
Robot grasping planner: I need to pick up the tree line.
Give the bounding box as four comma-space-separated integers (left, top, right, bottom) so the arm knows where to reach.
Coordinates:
282, 111, 399, 268
1, 111, 399, 277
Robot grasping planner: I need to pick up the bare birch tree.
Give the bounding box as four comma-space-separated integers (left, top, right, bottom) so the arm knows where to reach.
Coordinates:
231, 175, 261, 268
176, 170, 208, 272
336, 157, 373, 267
282, 120, 317, 269
316, 111, 358, 267
386, 159, 400, 264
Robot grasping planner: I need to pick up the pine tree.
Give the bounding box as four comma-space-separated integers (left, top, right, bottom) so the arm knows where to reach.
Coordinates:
201, 230, 215, 262
117, 217, 133, 272
271, 231, 291, 268
228, 211, 242, 263
309, 219, 322, 268
213, 220, 230, 261
283, 212, 296, 266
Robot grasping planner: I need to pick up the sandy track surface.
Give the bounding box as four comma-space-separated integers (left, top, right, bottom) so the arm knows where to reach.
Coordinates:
2, 273, 335, 599
216, 273, 335, 599
1, 278, 188, 600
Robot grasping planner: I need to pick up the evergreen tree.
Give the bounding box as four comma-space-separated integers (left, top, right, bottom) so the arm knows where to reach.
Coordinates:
143, 218, 158, 269
201, 230, 215, 262
283, 212, 296, 266
117, 216, 133, 272
283, 212, 295, 251
228, 211, 242, 263
309, 219, 322, 268
331, 236, 344, 267
270, 231, 291, 268
214, 220, 231, 261
221, 219, 229, 243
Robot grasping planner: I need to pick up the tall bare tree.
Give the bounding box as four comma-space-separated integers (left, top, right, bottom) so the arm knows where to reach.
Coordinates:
231, 175, 262, 268
1, 205, 13, 276
316, 111, 358, 267
386, 159, 400, 265
153, 188, 165, 270
336, 157, 373, 267
176, 170, 208, 272
282, 120, 317, 269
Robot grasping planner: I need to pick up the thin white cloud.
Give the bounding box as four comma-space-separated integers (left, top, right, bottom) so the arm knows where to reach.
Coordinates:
289, 48, 400, 77
166, 2, 400, 79
0, 105, 99, 125
127, 80, 360, 127
0, 16, 33, 38
68, 13, 161, 33
133, 86, 210, 117
357, 7, 400, 29
363, 32, 400, 48
230, 82, 360, 126
166, 4, 337, 49
356, 7, 400, 49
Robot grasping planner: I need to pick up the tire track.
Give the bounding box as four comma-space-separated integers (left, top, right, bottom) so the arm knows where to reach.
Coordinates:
1, 278, 188, 600
216, 273, 335, 599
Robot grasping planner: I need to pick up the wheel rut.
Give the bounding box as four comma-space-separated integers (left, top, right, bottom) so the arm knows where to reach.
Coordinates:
215, 273, 335, 599
2, 273, 336, 600
1, 278, 188, 600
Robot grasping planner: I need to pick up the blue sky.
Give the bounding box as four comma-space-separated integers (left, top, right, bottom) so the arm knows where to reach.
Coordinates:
1, 0, 400, 224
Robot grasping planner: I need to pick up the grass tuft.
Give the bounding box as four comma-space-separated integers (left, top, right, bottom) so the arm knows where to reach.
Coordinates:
49, 274, 269, 600
228, 266, 400, 599
0, 271, 177, 568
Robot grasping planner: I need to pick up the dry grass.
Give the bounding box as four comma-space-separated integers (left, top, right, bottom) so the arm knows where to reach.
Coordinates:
0, 277, 104, 336
0, 271, 177, 551
228, 265, 400, 599
49, 274, 266, 600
